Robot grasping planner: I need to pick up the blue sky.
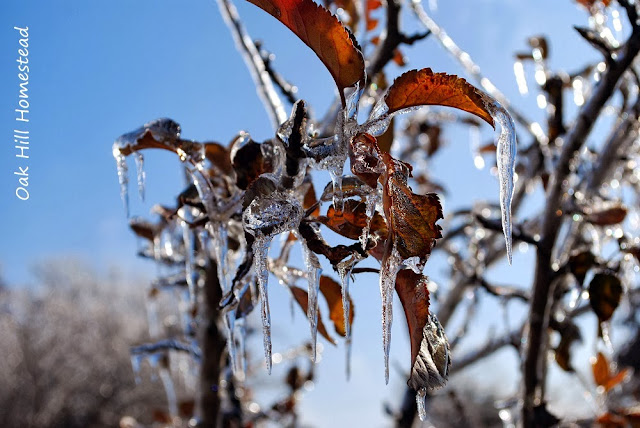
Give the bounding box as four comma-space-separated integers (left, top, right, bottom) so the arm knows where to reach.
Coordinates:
0, 0, 609, 425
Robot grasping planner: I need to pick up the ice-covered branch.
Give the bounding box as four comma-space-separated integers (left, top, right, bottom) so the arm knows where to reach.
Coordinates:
409, 0, 546, 144
522, 17, 640, 426
217, 0, 288, 129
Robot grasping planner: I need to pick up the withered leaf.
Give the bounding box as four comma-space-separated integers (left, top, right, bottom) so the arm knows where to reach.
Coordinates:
395, 270, 450, 391
384, 68, 495, 127
318, 199, 387, 240
231, 138, 273, 190
204, 142, 233, 175
350, 133, 383, 188
554, 320, 582, 372
129, 218, 157, 242
569, 250, 597, 286
592, 352, 629, 392
302, 179, 320, 217
365, 0, 381, 31
595, 412, 627, 428
588, 272, 622, 323
320, 176, 369, 201
381, 152, 443, 261
246, 0, 365, 98
319, 276, 354, 336
392, 49, 406, 67
577, 0, 612, 8
584, 204, 628, 226
290, 286, 337, 345
377, 117, 395, 153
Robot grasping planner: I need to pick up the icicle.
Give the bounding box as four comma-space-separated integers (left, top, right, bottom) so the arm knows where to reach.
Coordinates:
211, 223, 230, 293
416, 387, 428, 421
146, 295, 161, 338
484, 99, 516, 264
130, 354, 143, 384
329, 168, 344, 216
513, 60, 528, 95
236, 317, 248, 381
159, 367, 178, 418
300, 240, 322, 362
113, 147, 130, 217
134, 152, 146, 201
252, 235, 273, 374
181, 218, 198, 306
360, 191, 379, 250
225, 310, 238, 375
380, 245, 403, 384
337, 254, 360, 379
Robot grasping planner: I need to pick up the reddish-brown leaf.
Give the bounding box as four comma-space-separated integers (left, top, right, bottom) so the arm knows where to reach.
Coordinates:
376, 117, 395, 153
384, 68, 494, 127
247, 0, 365, 97
392, 49, 406, 66
592, 352, 629, 392
302, 180, 320, 217
129, 218, 157, 242
290, 286, 337, 345
318, 199, 387, 240
204, 142, 233, 175
349, 133, 383, 188
381, 152, 443, 261
395, 270, 430, 367
596, 412, 627, 428
569, 250, 597, 286
584, 204, 628, 226
319, 276, 354, 336
605, 369, 629, 392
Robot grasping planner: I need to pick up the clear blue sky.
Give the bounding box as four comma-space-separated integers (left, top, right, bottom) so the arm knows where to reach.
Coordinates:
0, 0, 606, 425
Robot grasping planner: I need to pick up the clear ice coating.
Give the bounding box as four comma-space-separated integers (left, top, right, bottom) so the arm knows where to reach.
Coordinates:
181, 217, 198, 306
300, 240, 322, 362
360, 192, 379, 250
134, 152, 146, 201
337, 253, 361, 379
380, 245, 404, 384
416, 387, 428, 421
484, 98, 517, 264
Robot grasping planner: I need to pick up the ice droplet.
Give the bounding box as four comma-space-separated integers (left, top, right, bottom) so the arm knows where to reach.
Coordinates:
381, 245, 403, 384
329, 168, 345, 216
252, 235, 273, 374
360, 191, 379, 250
134, 152, 146, 201
416, 387, 428, 421
485, 99, 516, 264
301, 239, 322, 362
113, 147, 130, 217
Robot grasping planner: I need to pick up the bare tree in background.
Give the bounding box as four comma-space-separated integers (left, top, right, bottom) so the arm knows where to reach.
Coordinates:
0, 260, 168, 428
111, 0, 640, 427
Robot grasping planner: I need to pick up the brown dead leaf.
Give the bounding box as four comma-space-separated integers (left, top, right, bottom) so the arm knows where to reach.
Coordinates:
588, 272, 622, 323
318, 199, 387, 240
592, 352, 629, 392
290, 285, 337, 345
384, 68, 494, 127
319, 276, 354, 336
584, 204, 627, 226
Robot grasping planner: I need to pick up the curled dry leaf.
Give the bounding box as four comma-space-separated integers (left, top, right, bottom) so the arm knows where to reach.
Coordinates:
395, 270, 450, 391
319, 276, 354, 336
204, 142, 233, 175
588, 272, 623, 323
290, 286, 337, 345
129, 218, 157, 242
231, 138, 275, 190
384, 68, 495, 127
381, 152, 443, 262
246, 0, 365, 98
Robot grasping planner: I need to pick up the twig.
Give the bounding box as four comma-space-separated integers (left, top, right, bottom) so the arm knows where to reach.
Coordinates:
131, 339, 201, 360
409, 0, 547, 144
476, 276, 530, 302
256, 41, 299, 105
217, 0, 288, 129
521, 12, 640, 425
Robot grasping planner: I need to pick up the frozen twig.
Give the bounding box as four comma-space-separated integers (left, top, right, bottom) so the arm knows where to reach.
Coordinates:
217, 0, 288, 129
131, 339, 201, 360
409, 0, 546, 144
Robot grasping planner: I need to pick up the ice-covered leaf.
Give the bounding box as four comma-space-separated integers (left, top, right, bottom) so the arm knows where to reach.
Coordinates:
318, 199, 387, 240
129, 218, 157, 242
246, 0, 365, 99
395, 270, 450, 391
349, 133, 384, 189
319, 275, 354, 336
381, 152, 443, 262
382, 69, 494, 126
588, 272, 622, 323
231, 135, 274, 190
204, 142, 233, 175
376, 118, 395, 153
320, 176, 370, 201
553, 320, 582, 372
290, 286, 337, 345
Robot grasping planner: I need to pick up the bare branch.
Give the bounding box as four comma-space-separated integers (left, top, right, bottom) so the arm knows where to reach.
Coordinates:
217, 0, 288, 129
